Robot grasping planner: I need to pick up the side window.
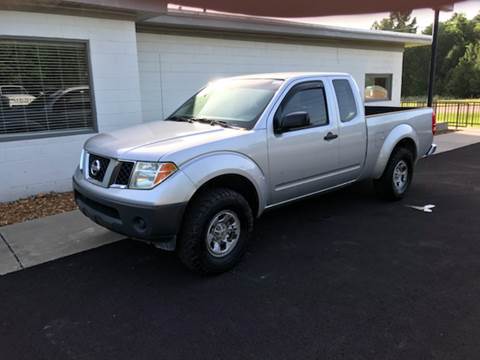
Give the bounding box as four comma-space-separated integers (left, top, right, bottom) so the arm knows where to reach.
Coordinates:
277, 83, 329, 127
333, 79, 358, 122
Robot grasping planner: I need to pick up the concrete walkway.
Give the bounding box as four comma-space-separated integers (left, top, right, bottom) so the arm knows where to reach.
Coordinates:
0, 210, 122, 275
1, 128, 479, 276
435, 128, 480, 153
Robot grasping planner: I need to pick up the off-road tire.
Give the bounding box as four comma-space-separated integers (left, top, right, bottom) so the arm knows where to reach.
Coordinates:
177, 188, 254, 274
373, 147, 414, 201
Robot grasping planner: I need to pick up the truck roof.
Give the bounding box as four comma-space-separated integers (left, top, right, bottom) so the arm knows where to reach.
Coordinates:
230, 72, 351, 81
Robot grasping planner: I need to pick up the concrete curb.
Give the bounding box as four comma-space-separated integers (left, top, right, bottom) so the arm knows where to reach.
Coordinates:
0, 232, 23, 274
434, 129, 480, 154
0, 210, 124, 275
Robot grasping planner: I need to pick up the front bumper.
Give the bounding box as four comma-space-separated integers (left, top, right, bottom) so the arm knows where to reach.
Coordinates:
73, 177, 187, 246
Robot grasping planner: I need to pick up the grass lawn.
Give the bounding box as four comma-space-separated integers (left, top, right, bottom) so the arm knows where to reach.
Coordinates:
439, 113, 480, 128
435, 99, 480, 103
401, 98, 480, 103
401, 99, 480, 127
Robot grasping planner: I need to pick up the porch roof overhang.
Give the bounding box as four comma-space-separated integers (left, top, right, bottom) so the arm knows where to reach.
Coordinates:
1, 0, 433, 47
168, 0, 455, 17
1, 0, 454, 18
139, 10, 432, 47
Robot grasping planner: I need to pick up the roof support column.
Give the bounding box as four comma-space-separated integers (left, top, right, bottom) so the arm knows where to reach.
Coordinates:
427, 9, 439, 107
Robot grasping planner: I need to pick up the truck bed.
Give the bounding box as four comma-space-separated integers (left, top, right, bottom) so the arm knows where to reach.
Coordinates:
360, 106, 434, 180
365, 106, 420, 117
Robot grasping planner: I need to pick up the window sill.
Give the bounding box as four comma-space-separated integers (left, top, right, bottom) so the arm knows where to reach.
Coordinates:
0, 128, 97, 143
365, 99, 392, 103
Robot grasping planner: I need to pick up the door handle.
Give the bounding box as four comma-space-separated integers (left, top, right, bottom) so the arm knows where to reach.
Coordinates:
324, 132, 338, 141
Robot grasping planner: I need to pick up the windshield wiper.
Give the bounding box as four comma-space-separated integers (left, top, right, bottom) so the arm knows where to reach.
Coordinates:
192, 118, 243, 130
168, 115, 243, 129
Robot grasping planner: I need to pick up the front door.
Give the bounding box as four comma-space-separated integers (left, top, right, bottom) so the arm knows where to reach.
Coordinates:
267, 80, 340, 205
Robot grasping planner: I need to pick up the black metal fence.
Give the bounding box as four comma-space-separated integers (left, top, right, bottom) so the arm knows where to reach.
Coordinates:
401, 101, 480, 128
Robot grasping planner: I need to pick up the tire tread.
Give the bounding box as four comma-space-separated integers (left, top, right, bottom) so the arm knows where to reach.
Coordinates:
374, 147, 414, 201
177, 187, 253, 274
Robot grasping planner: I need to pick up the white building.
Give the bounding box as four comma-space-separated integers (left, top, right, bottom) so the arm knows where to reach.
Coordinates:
0, 1, 430, 202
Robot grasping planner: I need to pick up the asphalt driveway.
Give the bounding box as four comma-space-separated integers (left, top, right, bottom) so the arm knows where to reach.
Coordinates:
1, 144, 480, 360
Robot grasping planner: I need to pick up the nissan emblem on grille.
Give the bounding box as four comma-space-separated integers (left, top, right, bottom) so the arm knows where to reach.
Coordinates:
87, 154, 110, 182
90, 159, 101, 176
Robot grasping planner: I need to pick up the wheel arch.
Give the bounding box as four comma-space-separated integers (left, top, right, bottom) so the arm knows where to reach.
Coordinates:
189, 174, 260, 216
372, 124, 419, 179
181, 152, 267, 217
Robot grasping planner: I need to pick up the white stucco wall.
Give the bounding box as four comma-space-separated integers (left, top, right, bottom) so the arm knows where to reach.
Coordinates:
137, 32, 404, 122
0, 11, 143, 202
0, 12, 405, 203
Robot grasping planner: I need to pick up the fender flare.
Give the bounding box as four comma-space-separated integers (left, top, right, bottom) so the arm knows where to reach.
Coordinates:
372, 124, 419, 179
180, 151, 268, 216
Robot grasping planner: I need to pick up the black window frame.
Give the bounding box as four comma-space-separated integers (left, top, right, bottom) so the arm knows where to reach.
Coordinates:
0, 36, 98, 142
364, 73, 393, 103
274, 81, 330, 133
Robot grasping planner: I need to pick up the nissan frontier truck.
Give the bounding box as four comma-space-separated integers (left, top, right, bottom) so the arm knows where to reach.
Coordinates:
73, 73, 436, 273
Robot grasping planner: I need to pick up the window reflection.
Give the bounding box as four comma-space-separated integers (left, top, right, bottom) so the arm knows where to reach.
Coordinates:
365, 74, 392, 102
0, 39, 94, 138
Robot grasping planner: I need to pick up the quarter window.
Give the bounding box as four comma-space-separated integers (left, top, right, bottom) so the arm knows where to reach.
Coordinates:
333, 79, 358, 122
365, 74, 392, 102
0, 38, 95, 140
278, 84, 329, 127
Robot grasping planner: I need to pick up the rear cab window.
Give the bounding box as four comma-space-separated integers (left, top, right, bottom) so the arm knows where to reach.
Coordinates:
332, 79, 358, 122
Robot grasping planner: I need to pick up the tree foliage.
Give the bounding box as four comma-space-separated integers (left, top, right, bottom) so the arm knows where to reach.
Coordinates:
372, 11, 418, 33
373, 12, 480, 99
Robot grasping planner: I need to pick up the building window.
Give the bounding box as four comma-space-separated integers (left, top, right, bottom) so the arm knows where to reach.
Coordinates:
0, 38, 95, 140
364, 74, 392, 102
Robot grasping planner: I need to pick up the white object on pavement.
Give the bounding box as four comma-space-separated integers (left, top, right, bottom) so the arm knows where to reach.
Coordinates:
406, 204, 436, 213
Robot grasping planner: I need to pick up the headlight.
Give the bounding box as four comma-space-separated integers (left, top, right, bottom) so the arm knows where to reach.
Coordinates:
79, 149, 85, 172
129, 162, 178, 189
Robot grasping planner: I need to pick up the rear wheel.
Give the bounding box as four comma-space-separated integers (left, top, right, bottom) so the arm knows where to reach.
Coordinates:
177, 188, 254, 274
374, 147, 414, 200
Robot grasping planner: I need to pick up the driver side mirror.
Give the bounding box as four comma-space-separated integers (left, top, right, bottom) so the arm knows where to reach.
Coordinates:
275, 111, 310, 133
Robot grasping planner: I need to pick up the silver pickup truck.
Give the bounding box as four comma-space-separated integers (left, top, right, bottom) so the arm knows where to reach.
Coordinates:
73, 72, 436, 273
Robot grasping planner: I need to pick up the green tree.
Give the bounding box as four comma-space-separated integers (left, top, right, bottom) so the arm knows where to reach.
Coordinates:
371, 12, 418, 33
373, 11, 480, 99
401, 46, 430, 97
448, 43, 480, 98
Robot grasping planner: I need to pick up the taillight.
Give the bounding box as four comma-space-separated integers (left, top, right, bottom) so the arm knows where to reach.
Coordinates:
432, 111, 436, 135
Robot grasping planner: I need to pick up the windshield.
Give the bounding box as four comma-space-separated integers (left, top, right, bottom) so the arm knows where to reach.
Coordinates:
168, 78, 283, 129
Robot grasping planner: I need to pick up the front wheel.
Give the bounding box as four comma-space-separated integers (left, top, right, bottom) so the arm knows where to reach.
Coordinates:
373, 147, 414, 200
177, 188, 254, 274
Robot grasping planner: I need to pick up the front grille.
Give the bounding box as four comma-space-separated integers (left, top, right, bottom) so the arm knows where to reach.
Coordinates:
113, 161, 134, 186
88, 154, 110, 182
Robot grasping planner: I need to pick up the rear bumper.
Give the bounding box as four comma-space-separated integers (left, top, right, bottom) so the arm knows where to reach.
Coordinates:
424, 143, 437, 157
73, 177, 186, 245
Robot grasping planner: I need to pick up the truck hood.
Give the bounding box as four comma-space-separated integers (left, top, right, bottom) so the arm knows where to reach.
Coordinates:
84, 120, 245, 162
